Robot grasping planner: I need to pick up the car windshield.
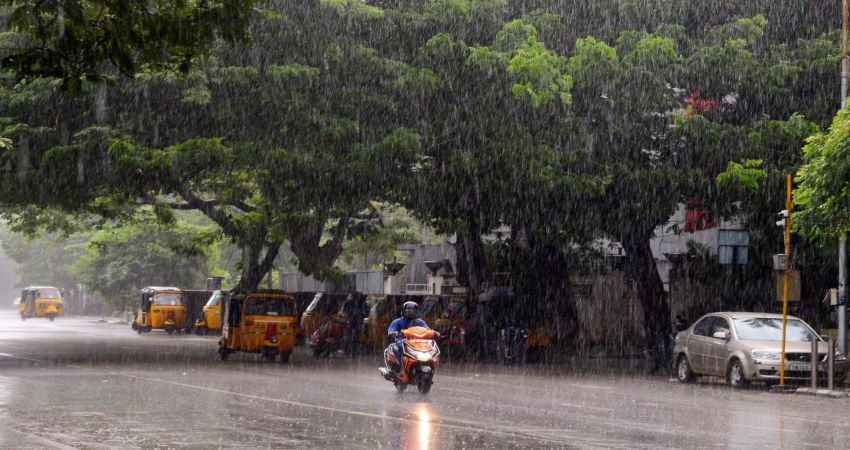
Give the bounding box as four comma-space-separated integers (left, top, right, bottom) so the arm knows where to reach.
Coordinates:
152, 293, 182, 306
37, 289, 61, 298
734, 318, 818, 341
244, 296, 294, 316
205, 292, 221, 307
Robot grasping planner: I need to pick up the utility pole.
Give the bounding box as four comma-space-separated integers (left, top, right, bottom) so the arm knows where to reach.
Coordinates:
779, 175, 793, 386
839, 0, 848, 356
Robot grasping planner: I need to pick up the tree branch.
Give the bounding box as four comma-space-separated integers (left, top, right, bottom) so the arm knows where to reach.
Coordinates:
179, 189, 241, 237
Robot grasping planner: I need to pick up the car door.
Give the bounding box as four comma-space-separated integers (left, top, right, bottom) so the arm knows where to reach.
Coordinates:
704, 317, 731, 375
688, 317, 714, 373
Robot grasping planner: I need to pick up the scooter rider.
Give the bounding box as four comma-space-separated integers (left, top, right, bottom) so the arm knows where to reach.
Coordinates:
387, 301, 437, 375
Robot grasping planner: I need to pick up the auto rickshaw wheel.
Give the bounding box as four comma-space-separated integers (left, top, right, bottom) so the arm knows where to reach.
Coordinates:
166, 328, 174, 335
48, 314, 55, 322
262, 348, 277, 362
195, 326, 206, 336
279, 353, 291, 363
218, 345, 229, 361
20, 315, 25, 321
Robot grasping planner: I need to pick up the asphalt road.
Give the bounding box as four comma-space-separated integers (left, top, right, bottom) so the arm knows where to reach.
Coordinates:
1, 310, 850, 449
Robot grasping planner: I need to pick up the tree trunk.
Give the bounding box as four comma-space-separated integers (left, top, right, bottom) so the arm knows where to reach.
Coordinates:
233, 241, 281, 291
621, 233, 671, 371
455, 226, 488, 294
289, 216, 348, 280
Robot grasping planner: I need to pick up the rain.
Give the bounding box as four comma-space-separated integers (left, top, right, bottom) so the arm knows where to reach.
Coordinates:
1, 0, 850, 448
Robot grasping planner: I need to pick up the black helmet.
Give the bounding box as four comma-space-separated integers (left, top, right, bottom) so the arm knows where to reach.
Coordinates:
401, 301, 419, 319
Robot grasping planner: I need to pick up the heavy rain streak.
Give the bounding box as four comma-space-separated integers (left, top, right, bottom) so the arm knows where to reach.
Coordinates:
3, 1, 850, 448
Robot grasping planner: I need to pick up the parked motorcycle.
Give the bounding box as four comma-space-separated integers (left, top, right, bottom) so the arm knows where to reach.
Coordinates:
496, 327, 528, 365
379, 327, 440, 394
309, 317, 347, 358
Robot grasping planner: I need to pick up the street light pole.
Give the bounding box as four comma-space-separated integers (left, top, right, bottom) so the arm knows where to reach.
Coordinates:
838, 0, 848, 356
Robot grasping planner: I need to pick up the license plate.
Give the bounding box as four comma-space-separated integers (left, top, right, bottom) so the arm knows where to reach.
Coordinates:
787, 362, 811, 371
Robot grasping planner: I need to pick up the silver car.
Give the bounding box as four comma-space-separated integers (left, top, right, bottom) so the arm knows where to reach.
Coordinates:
672, 312, 847, 388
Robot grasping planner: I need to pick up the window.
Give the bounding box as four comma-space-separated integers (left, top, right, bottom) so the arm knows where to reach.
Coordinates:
710, 317, 731, 338
718, 230, 749, 265
152, 293, 182, 306
36, 289, 62, 299
693, 317, 714, 337
244, 297, 295, 316
734, 318, 818, 342
205, 292, 221, 307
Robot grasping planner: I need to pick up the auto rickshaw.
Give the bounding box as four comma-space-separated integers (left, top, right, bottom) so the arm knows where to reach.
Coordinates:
432, 295, 469, 355
194, 290, 223, 335
218, 289, 298, 362
301, 292, 351, 344
291, 291, 317, 345
363, 294, 424, 349
19, 286, 64, 321
132, 287, 186, 334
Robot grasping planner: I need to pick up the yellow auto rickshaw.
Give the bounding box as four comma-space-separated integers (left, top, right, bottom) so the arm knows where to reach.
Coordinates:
432, 294, 469, 354
363, 294, 424, 349
132, 287, 186, 334
194, 290, 223, 335
19, 286, 64, 321
218, 289, 298, 362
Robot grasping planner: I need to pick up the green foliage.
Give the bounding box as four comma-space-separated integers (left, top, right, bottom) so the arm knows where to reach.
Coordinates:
69, 220, 217, 311
1, 0, 257, 92
795, 107, 850, 243
717, 159, 767, 191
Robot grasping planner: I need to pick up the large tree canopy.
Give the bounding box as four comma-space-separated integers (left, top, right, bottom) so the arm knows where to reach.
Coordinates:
0, 1, 843, 364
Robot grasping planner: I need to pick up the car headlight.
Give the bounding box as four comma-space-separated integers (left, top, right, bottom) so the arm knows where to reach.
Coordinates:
751, 349, 781, 361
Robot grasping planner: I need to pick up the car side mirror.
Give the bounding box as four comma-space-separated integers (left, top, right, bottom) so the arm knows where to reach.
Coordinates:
712, 330, 730, 341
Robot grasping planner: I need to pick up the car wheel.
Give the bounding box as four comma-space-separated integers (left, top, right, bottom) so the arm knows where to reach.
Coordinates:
727, 358, 749, 389
676, 355, 695, 383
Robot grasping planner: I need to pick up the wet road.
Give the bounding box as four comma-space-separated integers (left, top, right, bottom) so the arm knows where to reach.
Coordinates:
1, 311, 849, 449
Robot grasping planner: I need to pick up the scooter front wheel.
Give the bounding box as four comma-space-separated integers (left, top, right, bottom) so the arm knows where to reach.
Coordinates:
394, 382, 407, 393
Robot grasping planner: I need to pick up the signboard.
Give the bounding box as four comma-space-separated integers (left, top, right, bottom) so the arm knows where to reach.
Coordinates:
775, 270, 801, 303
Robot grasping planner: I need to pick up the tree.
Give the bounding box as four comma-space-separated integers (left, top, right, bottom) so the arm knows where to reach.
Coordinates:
0, 0, 422, 289
0, 0, 257, 92
69, 220, 217, 311
795, 106, 850, 243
